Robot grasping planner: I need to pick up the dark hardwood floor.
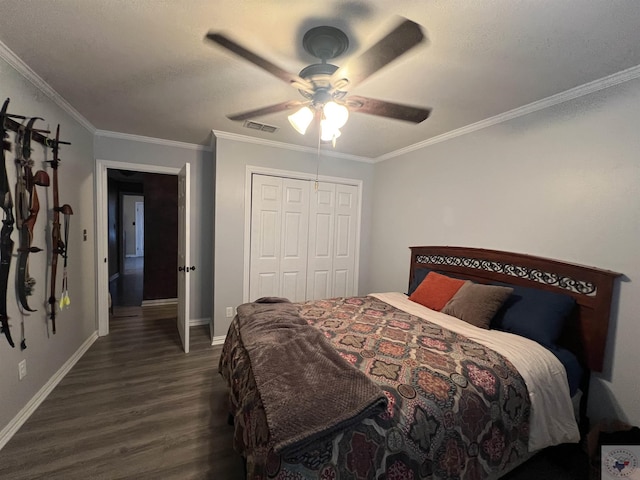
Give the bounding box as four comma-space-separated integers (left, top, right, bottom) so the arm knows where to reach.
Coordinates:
109, 256, 144, 307
0, 306, 244, 480
0, 304, 590, 480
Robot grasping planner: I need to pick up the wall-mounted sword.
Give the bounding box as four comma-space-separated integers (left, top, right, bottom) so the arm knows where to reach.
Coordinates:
46, 125, 71, 334
0, 99, 25, 348
14, 117, 50, 314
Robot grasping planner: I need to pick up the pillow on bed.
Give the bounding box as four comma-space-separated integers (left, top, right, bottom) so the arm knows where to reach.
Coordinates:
441, 281, 514, 329
408, 268, 432, 295
490, 283, 576, 347
548, 345, 583, 397
408, 272, 466, 311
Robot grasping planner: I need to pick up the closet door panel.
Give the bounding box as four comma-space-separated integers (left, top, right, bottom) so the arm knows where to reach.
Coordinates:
280, 180, 309, 302
333, 269, 349, 297
249, 176, 282, 301
311, 270, 331, 300
307, 182, 336, 300
333, 184, 358, 297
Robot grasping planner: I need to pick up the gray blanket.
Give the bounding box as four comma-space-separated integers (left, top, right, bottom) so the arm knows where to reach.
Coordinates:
235, 297, 388, 456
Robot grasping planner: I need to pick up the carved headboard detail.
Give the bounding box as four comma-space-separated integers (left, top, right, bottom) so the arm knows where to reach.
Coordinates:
409, 246, 621, 372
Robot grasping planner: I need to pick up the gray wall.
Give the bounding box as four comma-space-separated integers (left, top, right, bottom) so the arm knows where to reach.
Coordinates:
213, 137, 374, 337
94, 135, 214, 322
0, 56, 96, 432
369, 78, 640, 426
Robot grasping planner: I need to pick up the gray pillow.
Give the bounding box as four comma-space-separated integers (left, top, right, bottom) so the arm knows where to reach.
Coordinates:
441, 281, 513, 329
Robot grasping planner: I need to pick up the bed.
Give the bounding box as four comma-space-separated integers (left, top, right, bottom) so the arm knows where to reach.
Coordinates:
219, 246, 620, 479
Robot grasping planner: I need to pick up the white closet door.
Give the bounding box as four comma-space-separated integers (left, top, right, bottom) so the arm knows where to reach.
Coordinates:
250, 175, 282, 301
249, 175, 309, 302
249, 173, 359, 303
306, 182, 358, 300
332, 183, 358, 297
280, 179, 309, 302
307, 183, 335, 300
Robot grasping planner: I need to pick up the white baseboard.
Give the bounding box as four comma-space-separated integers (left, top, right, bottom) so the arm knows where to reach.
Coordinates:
141, 298, 178, 307
0, 332, 99, 451
211, 335, 226, 346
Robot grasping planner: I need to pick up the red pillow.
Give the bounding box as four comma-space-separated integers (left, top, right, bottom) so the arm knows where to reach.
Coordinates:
408, 272, 466, 311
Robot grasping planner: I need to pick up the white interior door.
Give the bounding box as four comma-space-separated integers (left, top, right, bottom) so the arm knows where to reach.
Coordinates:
307, 182, 358, 300
177, 163, 190, 353
280, 179, 309, 301
249, 175, 282, 301
306, 182, 335, 300
248, 172, 359, 303
332, 184, 358, 297
249, 175, 309, 302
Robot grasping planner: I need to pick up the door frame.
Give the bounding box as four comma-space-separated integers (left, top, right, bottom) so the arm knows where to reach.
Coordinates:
119, 193, 143, 261
95, 159, 181, 336
135, 200, 144, 257
243, 165, 363, 303
177, 163, 190, 353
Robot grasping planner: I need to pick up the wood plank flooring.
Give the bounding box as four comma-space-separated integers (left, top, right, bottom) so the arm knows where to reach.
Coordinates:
0, 306, 244, 480
109, 256, 143, 307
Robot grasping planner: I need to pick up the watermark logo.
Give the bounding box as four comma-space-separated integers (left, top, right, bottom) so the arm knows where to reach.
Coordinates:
602, 446, 639, 479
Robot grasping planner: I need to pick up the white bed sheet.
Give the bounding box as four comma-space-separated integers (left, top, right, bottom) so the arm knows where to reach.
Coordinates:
370, 292, 580, 452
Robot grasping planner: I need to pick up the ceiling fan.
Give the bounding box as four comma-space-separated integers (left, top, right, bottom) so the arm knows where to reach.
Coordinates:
205, 18, 432, 143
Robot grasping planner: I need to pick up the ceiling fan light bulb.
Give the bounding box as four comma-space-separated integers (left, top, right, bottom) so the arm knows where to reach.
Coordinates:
288, 107, 313, 135
323, 101, 349, 128
320, 120, 333, 141
320, 120, 341, 142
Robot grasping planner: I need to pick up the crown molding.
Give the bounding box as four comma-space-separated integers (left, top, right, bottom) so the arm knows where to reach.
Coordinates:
212, 130, 374, 164
95, 129, 212, 152
375, 63, 640, 163
0, 39, 96, 134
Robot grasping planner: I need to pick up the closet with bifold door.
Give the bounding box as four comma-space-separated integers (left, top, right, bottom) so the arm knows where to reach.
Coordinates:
249, 173, 360, 303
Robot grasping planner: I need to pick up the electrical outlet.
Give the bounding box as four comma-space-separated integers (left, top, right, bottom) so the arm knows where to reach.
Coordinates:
18, 360, 26, 380
226, 307, 233, 318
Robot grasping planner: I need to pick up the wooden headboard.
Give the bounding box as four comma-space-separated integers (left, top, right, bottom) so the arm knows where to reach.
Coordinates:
409, 246, 621, 373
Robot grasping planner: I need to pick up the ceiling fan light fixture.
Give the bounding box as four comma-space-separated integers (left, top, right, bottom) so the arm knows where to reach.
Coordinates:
323, 101, 349, 129
288, 106, 314, 135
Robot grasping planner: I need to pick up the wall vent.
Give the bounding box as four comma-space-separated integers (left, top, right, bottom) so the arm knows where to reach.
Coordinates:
243, 120, 279, 133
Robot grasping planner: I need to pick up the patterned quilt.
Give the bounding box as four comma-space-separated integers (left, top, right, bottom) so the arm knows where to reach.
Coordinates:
219, 296, 531, 479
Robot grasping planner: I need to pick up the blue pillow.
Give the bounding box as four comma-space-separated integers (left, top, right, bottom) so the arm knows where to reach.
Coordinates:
408, 268, 432, 295
490, 283, 576, 348
548, 346, 583, 396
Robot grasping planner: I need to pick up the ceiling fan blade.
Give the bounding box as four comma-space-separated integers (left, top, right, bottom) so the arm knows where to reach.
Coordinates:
206, 32, 311, 90
346, 95, 431, 123
331, 18, 425, 89
227, 101, 307, 121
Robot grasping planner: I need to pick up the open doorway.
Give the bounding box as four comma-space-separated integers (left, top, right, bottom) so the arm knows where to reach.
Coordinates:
96, 160, 188, 342
108, 170, 145, 308
106, 168, 178, 317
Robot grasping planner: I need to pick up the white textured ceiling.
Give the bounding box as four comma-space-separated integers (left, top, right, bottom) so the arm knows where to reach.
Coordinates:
1, 1, 639, 159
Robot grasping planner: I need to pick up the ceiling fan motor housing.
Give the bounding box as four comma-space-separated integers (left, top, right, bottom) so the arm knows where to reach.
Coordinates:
299, 26, 350, 101
302, 26, 349, 61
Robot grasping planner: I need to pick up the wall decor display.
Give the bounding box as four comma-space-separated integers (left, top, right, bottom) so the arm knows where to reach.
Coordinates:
14, 116, 50, 314
0, 97, 73, 348
46, 124, 73, 334
0, 98, 22, 348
